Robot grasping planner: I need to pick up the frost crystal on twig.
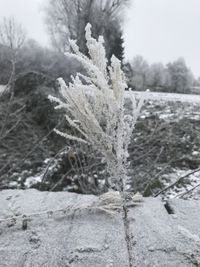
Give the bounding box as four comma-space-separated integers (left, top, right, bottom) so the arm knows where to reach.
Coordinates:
49, 23, 145, 191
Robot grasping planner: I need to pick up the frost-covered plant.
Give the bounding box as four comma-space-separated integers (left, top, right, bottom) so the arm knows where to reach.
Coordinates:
49, 24, 144, 192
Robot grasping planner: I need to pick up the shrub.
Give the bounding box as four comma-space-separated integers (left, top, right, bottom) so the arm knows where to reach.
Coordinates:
49, 24, 145, 192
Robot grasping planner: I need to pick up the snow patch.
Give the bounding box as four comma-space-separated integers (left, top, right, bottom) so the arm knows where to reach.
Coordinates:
24, 174, 43, 188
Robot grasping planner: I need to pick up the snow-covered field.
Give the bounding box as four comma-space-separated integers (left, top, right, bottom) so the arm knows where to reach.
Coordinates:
1, 85, 200, 103
126, 91, 200, 104
18, 97, 200, 199
136, 97, 200, 200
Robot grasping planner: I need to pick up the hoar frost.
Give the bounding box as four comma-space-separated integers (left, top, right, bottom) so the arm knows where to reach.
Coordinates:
49, 23, 145, 191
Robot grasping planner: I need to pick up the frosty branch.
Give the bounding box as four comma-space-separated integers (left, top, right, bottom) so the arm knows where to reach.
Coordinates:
49, 23, 145, 192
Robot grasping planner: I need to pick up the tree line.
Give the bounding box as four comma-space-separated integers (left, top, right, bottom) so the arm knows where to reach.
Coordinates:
0, 0, 128, 86
124, 55, 200, 93
0, 0, 199, 94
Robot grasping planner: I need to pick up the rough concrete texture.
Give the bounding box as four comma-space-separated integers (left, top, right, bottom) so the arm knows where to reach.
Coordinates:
0, 190, 129, 267
0, 190, 200, 267
129, 198, 200, 267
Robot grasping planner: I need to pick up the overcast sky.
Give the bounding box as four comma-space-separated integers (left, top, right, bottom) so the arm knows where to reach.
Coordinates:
0, 0, 199, 78
124, 0, 200, 78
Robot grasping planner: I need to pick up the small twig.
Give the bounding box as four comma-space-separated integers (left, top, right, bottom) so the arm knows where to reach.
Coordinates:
142, 146, 164, 189
0, 193, 124, 224
178, 183, 200, 199
0, 119, 64, 177
49, 169, 72, 191
41, 146, 68, 183
132, 145, 157, 162
154, 167, 200, 197
0, 205, 89, 224
0, 118, 21, 141
9, 104, 26, 117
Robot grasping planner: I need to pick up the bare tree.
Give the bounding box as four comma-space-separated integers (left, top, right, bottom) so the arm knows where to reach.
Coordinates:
130, 56, 149, 91
0, 17, 26, 143
0, 17, 26, 52
0, 17, 26, 93
147, 63, 166, 90
167, 58, 194, 93
45, 0, 129, 58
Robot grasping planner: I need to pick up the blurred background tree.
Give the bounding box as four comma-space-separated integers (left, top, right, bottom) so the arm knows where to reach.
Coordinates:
0, 4, 198, 95
125, 56, 195, 93
0, 17, 26, 87
0, 17, 26, 52
129, 55, 149, 91
45, 0, 129, 61
166, 58, 194, 93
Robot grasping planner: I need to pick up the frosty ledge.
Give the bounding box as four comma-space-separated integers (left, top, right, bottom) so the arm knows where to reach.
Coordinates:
0, 189, 199, 267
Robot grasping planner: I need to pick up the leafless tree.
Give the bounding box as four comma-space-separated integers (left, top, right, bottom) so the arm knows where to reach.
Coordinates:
0, 17, 26, 145
45, 0, 129, 56
0, 17, 26, 93
0, 17, 26, 52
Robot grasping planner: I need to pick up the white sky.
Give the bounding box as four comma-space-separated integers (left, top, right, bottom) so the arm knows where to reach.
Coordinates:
0, 0, 199, 78
0, 0, 49, 46
124, 0, 200, 78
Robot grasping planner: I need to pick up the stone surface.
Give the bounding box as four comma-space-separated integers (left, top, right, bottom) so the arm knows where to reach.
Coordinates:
0, 190, 200, 267
129, 198, 200, 267
0, 190, 129, 267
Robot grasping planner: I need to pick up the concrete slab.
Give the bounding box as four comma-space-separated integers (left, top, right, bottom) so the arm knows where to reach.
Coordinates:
0, 190, 199, 267
130, 198, 200, 266
0, 190, 129, 267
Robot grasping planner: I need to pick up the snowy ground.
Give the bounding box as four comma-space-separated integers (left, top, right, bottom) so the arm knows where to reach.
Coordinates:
127, 90, 200, 104
3, 90, 200, 199
20, 95, 200, 199
136, 96, 200, 200
161, 168, 200, 200
1, 190, 200, 267
0, 85, 6, 93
